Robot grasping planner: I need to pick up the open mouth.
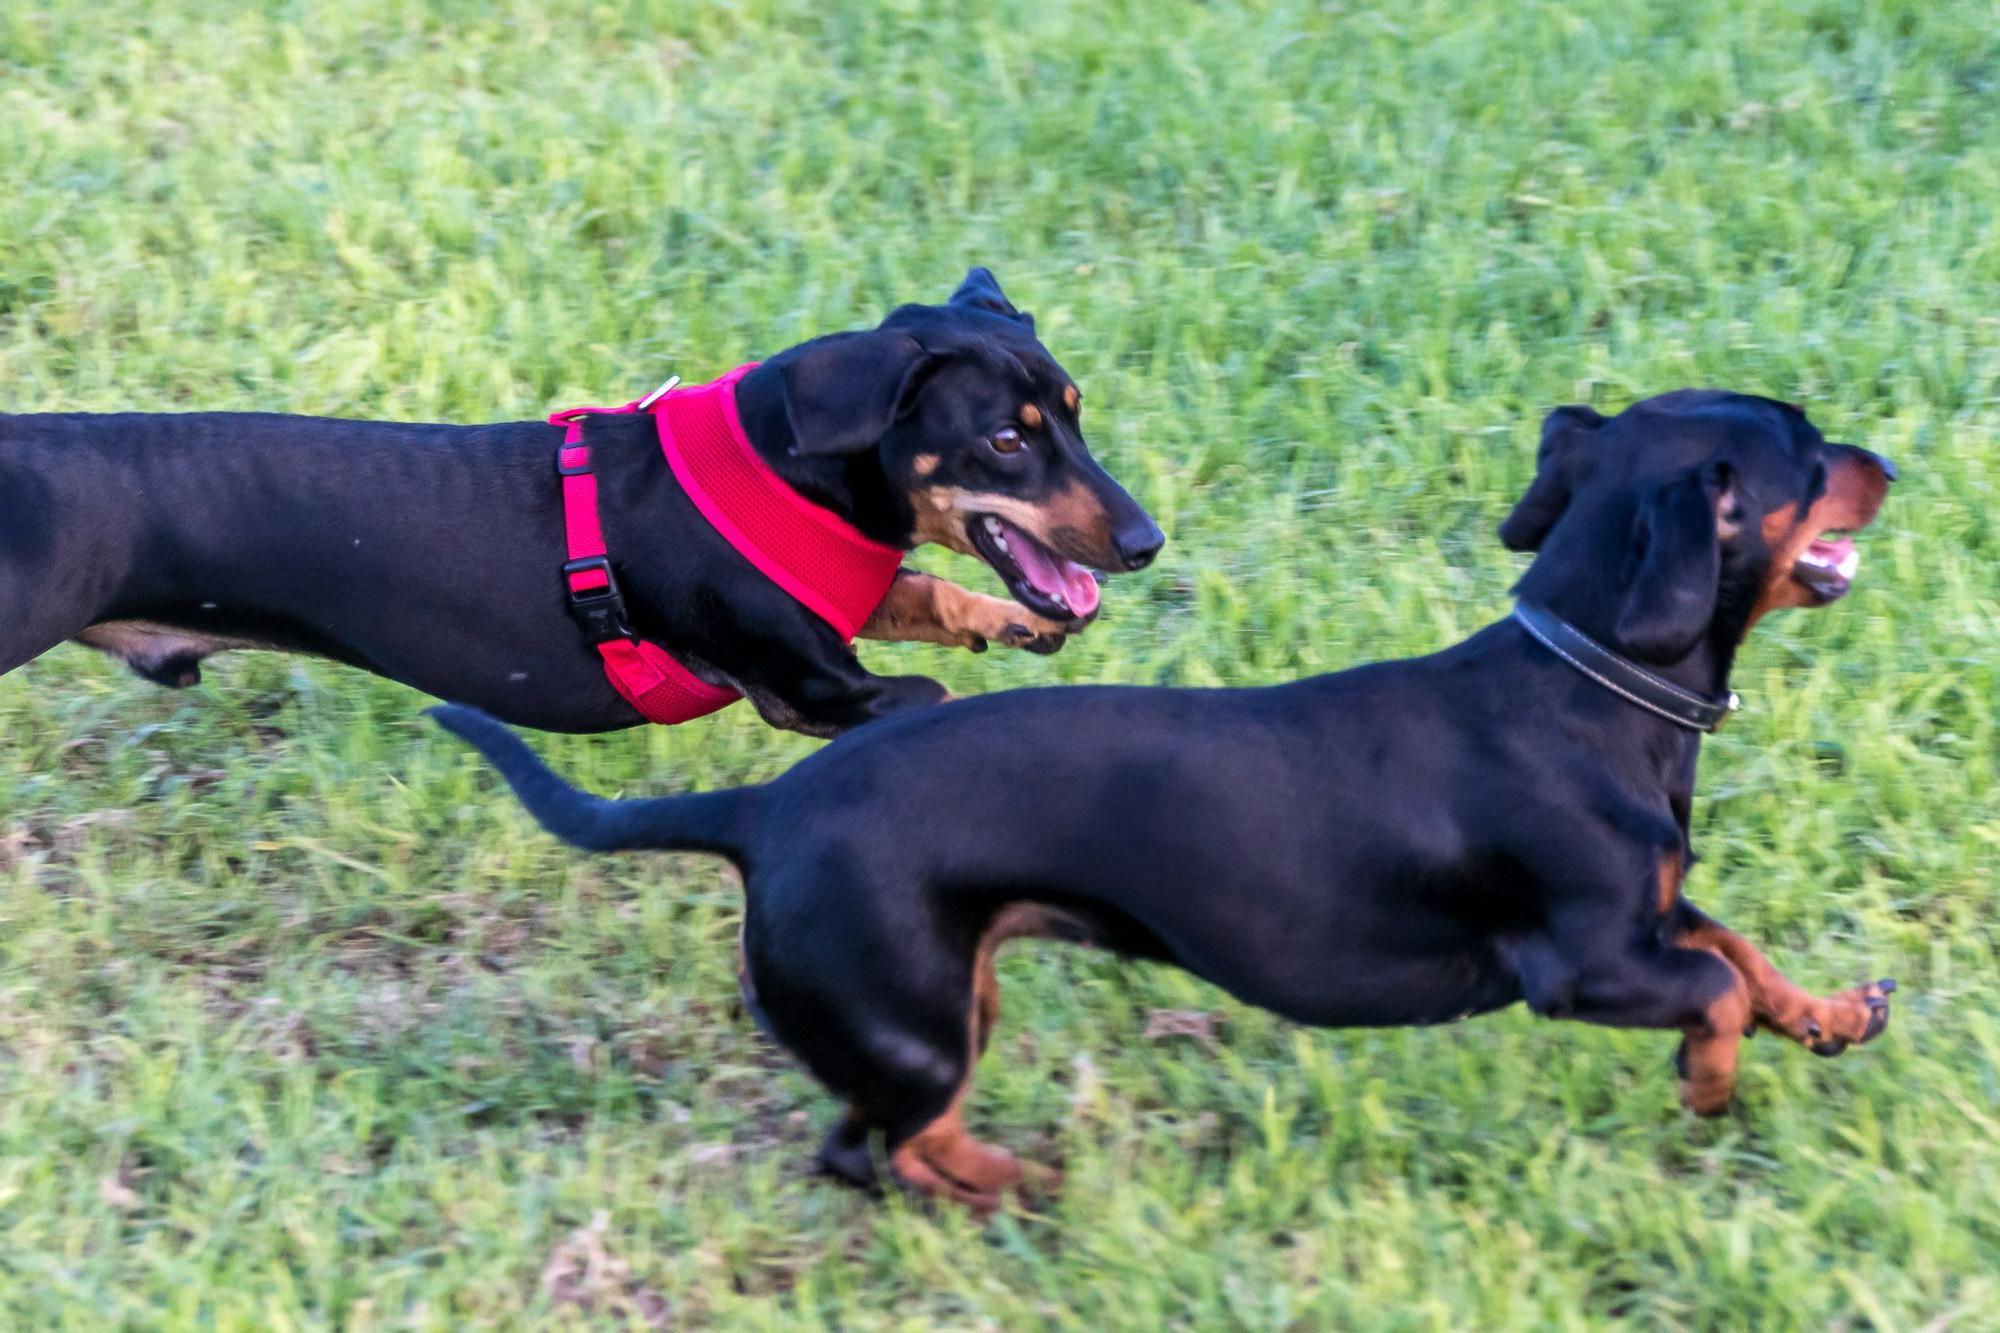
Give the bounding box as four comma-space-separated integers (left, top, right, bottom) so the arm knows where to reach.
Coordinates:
1793, 530, 1861, 603
968, 514, 1102, 623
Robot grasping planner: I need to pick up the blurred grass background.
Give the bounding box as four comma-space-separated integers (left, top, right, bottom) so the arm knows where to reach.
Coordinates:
3, 0, 1997, 1326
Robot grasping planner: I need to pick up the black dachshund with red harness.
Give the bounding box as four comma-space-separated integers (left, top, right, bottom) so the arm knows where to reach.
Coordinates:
434, 389, 1898, 1212
0, 269, 1161, 737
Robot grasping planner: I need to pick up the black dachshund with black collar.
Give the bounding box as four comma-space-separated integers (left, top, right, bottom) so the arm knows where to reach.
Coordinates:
434, 390, 1897, 1211
0, 269, 1161, 736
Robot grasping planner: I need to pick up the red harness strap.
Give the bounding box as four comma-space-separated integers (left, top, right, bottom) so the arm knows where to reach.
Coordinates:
554, 408, 741, 724
549, 364, 904, 726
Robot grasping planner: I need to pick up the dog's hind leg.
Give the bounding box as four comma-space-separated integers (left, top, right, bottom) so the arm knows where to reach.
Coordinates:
891, 906, 1078, 1206
0, 591, 202, 685
67, 621, 266, 689
829, 1013, 1029, 1214
745, 877, 1043, 1214
889, 1099, 1028, 1214
0, 581, 100, 680
0, 625, 79, 680
808, 1024, 1018, 1213
0, 481, 119, 679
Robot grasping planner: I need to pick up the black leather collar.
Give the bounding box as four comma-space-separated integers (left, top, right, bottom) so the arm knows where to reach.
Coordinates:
1511, 602, 1739, 733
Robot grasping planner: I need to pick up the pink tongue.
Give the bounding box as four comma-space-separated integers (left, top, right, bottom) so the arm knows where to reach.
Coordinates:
1062, 562, 1101, 616
1006, 523, 1101, 617
1808, 536, 1854, 563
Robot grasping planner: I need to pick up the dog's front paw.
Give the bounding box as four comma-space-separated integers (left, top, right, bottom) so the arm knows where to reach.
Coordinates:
996, 621, 1069, 655
941, 589, 1079, 656
1781, 979, 1895, 1057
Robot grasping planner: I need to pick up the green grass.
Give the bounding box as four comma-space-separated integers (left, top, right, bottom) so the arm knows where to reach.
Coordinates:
4, 0, 1999, 1326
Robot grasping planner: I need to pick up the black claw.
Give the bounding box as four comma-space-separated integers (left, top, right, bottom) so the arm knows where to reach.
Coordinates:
968, 637, 988, 654
1005, 623, 1030, 642
1810, 1038, 1849, 1058
1672, 1036, 1691, 1080
1878, 978, 1898, 995
1804, 1018, 1822, 1039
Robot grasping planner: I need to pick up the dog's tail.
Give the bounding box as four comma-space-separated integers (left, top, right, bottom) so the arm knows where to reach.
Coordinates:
429, 705, 753, 861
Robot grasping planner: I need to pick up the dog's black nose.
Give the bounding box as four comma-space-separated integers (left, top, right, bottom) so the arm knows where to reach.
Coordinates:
1112, 517, 1166, 571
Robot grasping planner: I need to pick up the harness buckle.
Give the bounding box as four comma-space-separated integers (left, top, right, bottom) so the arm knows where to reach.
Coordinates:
563, 557, 634, 644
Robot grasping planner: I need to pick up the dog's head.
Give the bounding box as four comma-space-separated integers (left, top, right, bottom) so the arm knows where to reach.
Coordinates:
1502, 390, 1896, 663
752, 268, 1163, 624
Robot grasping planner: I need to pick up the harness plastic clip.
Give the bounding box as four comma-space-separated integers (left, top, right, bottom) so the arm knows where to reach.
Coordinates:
562, 557, 634, 644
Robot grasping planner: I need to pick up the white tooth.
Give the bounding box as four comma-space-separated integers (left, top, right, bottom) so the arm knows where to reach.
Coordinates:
1836, 549, 1860, 579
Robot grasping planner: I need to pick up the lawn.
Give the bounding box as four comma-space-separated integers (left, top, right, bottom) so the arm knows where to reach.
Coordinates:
3, 0, 1998, 1326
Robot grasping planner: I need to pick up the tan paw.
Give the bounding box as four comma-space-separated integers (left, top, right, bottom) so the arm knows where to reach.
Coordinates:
1789, 979, 1895, 1056
991, 618, 1071, 655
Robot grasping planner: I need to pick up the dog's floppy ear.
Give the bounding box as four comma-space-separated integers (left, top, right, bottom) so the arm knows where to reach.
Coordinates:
773, 329, 942, 456
949, 267, 1034, 329
1499, 404, 1606, 551
1614, 460, 1734, 664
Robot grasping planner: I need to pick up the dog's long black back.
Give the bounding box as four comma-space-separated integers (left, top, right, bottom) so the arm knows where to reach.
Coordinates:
2, 409, 753, 730
435, 626, 1611, 1031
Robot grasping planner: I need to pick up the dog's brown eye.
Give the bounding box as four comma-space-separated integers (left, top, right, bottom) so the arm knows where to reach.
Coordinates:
988, 427, 1024, 455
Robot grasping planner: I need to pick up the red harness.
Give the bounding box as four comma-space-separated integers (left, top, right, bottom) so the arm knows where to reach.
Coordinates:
550, 364, 905, 724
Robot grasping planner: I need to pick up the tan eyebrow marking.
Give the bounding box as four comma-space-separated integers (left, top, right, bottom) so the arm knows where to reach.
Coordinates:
1062, 385, 1080, 413
1020, 403, 1043, 430
913, 453, 940, 477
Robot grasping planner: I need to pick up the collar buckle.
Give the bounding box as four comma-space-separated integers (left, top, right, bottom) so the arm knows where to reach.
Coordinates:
1710, 691, 1743, 731
1511, 603, 1739, 735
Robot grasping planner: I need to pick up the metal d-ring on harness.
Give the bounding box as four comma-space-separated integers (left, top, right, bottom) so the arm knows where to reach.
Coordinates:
1511, 602, 1740, 733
